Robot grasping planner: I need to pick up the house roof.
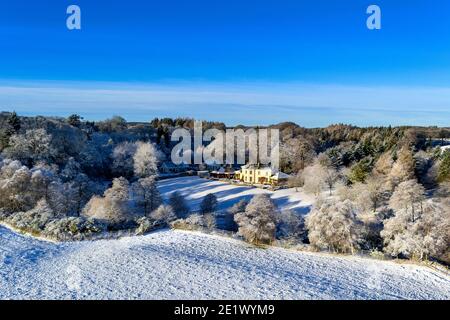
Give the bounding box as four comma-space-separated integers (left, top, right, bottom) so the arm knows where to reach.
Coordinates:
271, 172, 291, 179
241, 164, 272, 171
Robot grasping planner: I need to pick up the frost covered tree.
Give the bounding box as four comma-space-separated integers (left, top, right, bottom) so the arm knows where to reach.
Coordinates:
111, 142, 137, 178
67, 114, 82, 128
0, 163, 33, 212
4, 129, 54, 166
388, 179, 425, 222
305, 199, 361, 254
83, 177, 131, 223
302, 163, 327, 197
389, 147, 415, 188
324, 167, 339, 195
353, 177, 386, 213
335, 181, 355, 202
234, 194, 277, 245
50, 124, 86, 164
373, 151, 394, 177
133, 142, 159, 178
276, 209, 306, 241
437, 150, 450, 183
200, 193, 218, 214
65, 173, 95, 216
60, 157, 81, 182
348, 160, 371, 183
103, 177, 131, 222
280, 138, 315, 172
223, 199, 248, 231
287, 172, 303, 191
7, 111, 21, 133
381, 200, 449, 260
168, 191, 189, 218
30, 164, 58, 203
78, 132, 112, 176
98, 115, 127, 132
132, 176, 162, 216
150, 204, 176, 225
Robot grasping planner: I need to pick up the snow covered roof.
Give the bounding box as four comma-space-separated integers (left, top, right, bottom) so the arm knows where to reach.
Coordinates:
271, 172, 291, 180
241, 164, 273, 171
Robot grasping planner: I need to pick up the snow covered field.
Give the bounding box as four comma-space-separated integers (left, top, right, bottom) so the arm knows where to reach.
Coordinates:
158, 176, 314, 215
1, 225, 449, 300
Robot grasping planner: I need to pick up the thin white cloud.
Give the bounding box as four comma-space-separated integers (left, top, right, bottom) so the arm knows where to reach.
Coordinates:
0, 80, 449, 127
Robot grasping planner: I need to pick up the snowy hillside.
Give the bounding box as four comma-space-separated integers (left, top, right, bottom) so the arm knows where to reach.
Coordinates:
158, 176, 314, 215
1, 225, 449, 300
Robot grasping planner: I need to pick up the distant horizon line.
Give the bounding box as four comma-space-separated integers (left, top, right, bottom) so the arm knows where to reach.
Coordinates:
1, 110, 449, 130
1, 79, 449, 128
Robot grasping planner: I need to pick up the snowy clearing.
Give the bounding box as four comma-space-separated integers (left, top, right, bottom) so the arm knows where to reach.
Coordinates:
158, 176, 313, 215
1, 226, 449, 300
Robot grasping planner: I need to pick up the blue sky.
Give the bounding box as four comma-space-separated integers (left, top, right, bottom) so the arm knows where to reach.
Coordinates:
0, 0, 449, 126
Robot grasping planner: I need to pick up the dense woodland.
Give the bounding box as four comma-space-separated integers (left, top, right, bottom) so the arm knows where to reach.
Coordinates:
0, 111, 449, 264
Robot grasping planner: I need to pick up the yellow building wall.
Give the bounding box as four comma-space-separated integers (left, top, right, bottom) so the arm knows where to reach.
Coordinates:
240, 168, 272, 184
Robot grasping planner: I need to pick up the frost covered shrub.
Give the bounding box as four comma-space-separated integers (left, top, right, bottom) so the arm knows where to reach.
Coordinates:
171, 213, 216, 231
234, 194, 277, 245
276, 209, 306, 242
6, 199, 55, 235
135, 217, 153, 235
203, 213, 216, 230
44, 217, 104, 241
171, 214, 203, 231
150, 204, 176, 225
305, 199, 361, 254
369, 249, 387, 260
186, 214, 206, 228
